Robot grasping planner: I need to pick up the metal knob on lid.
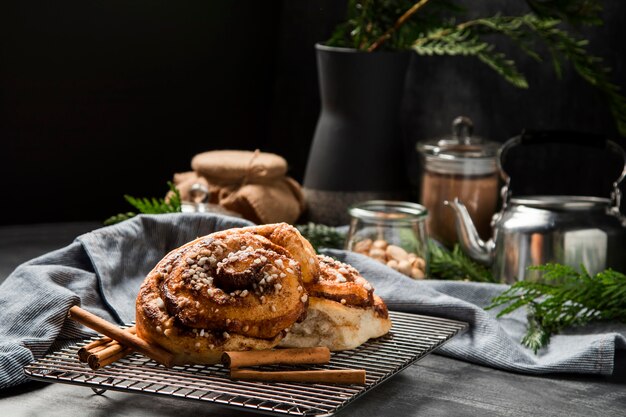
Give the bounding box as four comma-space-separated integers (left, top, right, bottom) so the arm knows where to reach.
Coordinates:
452, 116, 474, 145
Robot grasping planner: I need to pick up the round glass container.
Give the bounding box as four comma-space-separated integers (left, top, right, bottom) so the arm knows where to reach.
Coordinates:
417, 116, 499, 247
345, 200, 429, 279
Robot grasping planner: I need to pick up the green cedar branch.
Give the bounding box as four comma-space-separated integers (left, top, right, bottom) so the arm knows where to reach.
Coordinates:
486, 264, 626, 353
104, 182, 182, 225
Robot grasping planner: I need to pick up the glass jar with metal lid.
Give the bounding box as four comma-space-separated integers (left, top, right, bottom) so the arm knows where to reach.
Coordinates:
346, 200, 428, 279
416, 116, 500, 247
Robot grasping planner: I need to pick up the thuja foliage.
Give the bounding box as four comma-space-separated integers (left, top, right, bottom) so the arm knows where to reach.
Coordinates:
104, 182, 181, 225
327, 0, 626, 135
487, 264, 626, 353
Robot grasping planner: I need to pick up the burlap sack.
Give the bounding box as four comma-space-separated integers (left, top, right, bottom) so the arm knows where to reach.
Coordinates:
173, 150, 304, 224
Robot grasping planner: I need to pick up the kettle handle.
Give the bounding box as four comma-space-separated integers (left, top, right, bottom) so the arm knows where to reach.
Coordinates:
497, 130, 626, 212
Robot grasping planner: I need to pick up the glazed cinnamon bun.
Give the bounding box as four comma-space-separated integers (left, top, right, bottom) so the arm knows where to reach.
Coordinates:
135, 223, 314, 364
280, 255, 392, 351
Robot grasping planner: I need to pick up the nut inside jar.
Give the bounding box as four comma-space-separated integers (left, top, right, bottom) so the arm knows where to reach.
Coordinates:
353, 238, 426, 279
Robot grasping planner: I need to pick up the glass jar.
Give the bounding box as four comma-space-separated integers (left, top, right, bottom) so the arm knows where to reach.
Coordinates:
416, 116, 499, 248
345, 200, 429, 279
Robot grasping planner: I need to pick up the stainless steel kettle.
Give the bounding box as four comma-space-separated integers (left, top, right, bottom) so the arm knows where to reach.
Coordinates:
446, 131, 626, 283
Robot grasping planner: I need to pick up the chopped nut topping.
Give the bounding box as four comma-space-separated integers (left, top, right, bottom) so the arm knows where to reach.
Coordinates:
223, 331, 230, 339
270, 305, 277, 312
300, 294, 308, 303
340, 298, 347, 304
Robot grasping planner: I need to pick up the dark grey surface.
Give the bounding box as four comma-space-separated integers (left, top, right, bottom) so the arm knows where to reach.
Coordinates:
0, 222, 101, 284
0, 222, 625, 416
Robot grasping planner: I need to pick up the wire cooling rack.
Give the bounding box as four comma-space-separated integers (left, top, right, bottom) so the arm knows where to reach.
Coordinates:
24, 311, 467, 416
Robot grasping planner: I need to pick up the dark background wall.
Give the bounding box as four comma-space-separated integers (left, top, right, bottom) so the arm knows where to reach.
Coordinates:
1, 1, 625, 225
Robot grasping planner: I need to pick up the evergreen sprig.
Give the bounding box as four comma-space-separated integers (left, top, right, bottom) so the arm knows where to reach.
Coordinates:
104, 182, 182, 225
328, 1, 626, 136
412, 23, 529, 88
526, 0, 604, 26
428, 240, 497, 283
296, 223, 347, 253
486, 264, 626, 353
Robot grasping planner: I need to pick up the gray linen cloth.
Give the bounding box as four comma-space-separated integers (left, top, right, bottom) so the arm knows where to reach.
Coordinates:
1, 213, 625, 389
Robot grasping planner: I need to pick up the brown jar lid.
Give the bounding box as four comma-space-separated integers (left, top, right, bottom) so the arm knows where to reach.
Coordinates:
192, 150, 288, 182
417, 116, 499, 175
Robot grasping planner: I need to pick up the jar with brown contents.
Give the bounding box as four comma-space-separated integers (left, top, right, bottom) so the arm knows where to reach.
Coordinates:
417, 117, 500, 247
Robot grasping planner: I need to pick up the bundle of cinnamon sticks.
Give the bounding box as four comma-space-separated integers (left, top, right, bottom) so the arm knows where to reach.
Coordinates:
68, 306, 366, 384
77, 327, 137, 370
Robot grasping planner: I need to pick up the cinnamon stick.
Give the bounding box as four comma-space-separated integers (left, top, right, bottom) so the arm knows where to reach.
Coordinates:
88, 347, 134, 370
78, 327, 136, 363
87, 341, 132, 369
78, 339, 115, 362
222, 347, 330, 368
68, 306, 174, 367
230, 369, 366, 385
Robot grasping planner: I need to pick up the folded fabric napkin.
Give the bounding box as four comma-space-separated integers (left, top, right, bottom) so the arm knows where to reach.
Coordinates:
1, 213, 624, 390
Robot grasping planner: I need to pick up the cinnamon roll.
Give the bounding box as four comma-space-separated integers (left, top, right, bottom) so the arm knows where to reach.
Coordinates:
280, 255, 392, 351
135, 223, 314, 365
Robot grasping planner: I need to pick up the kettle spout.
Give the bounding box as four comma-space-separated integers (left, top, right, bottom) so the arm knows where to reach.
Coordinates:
444, 198, 495, 265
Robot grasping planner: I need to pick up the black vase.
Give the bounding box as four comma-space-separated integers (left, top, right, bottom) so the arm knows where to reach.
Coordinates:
303, 44, 411, 225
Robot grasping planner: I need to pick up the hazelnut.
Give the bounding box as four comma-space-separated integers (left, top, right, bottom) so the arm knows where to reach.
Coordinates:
353, 239, 373, 253
372, 239, 388, 250
368, 248, 386, 258
397, 260, 412, 276
413, 257, 426, 271
386, 245, 409, 262
411, 267, 425, 279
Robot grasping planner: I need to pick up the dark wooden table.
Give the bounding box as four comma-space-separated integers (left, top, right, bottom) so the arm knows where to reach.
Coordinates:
0, 222, 624, 416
